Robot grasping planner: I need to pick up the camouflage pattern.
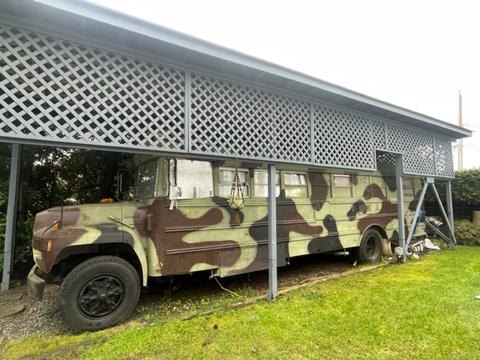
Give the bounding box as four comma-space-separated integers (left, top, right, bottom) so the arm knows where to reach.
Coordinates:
32, 156, 425, 285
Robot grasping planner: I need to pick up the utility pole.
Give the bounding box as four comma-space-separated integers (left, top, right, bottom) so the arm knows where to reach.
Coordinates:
458, 90, 463, 171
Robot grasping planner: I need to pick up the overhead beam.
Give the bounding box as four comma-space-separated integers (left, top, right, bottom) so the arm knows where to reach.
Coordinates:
267, 163, 277, 301
1, 143, 22, 292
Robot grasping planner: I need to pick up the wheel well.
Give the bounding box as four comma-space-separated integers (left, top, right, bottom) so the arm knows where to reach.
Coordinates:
51, 243, 142, 280
362, 225, 394, 257
362, 225, 388, 242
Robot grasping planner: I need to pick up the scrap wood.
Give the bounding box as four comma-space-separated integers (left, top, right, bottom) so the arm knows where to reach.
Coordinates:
0, 303, 25, 319
0, 293, 23, 304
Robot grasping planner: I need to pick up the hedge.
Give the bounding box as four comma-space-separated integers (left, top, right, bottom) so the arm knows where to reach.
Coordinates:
454, 220, 480, 246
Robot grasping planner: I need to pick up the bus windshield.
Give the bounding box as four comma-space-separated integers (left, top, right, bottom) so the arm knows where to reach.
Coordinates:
134, 160, 158, 199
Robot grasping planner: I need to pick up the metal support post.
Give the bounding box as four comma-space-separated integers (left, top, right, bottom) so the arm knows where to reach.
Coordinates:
267, 164, 277, 301
405, 180, 429, 246
395, 154, 406, 261
1, 144, 22, 292
431, 183, 457, 247
446, 181, 455, 238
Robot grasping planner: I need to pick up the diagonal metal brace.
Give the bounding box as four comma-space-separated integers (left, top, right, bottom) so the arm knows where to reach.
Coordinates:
425, 221, 451, 245
406, 180, 429, 247
431, 183, 457, 247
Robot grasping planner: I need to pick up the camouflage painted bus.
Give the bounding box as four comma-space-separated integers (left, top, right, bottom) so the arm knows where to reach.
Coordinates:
27, 154, 424, 330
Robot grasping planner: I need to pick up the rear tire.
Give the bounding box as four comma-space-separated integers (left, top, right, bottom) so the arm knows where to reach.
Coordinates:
355, 228, 384, 263
58, 255, 140, 331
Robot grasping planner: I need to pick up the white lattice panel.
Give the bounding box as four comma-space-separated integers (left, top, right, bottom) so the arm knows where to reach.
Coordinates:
434, 137, 454, 177
387, 124, 436, 175
0, 24, 186, 150
313, 105, 375, 169
372, 120, 386, 150
271, 94, 311, 162
191, 74, 275, 159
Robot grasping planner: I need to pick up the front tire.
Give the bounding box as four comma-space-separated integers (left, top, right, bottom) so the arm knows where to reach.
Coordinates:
58, 255, 140, 331
355, 228, 384, 263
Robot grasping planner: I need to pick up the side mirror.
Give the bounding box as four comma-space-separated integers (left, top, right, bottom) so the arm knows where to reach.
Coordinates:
169, 185, 182, 210
169, 185, 182, 200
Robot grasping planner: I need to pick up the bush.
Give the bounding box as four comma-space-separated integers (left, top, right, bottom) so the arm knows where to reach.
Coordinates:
425, 169, 480, 205
452, 169, 480, 205
454, 220, 480, 246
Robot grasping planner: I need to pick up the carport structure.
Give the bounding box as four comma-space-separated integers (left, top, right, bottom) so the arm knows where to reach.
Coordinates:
0, 0, 471, 295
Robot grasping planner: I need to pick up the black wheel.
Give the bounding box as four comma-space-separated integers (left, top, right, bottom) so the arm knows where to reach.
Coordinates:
355, 228, 384, 263
58, 256, 140, 331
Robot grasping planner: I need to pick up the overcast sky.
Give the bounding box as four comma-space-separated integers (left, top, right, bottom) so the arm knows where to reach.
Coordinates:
91, 0, 480, 169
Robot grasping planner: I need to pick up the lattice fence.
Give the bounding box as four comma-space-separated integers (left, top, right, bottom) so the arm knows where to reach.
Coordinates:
0, 22, 455, 177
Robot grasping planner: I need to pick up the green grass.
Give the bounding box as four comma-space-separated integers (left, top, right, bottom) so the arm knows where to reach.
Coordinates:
3, 247, 480, 359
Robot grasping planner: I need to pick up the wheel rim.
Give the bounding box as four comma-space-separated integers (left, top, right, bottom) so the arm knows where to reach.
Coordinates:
365, 235, 379, 259
78, 275, 125, 318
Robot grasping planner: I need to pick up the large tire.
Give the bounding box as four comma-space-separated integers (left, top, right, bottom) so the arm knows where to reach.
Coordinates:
355, 228, 384, 263
58, 255, 140, 331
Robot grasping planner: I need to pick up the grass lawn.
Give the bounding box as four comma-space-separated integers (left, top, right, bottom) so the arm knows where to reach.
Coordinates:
3, 246, 480, 359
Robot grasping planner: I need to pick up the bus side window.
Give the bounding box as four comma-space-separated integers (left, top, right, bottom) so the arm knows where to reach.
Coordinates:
218, 167, 250, 198
332, 174, 353, 198
170, 159, 214, 199
284, 172, 308, 198
253, 170, 280, 197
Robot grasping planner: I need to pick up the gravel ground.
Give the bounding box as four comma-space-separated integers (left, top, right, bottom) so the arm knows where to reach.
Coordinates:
0, 253, 354, 341
0, 284, 67, 341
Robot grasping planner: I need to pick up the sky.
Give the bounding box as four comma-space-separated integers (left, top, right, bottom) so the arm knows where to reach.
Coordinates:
91, 0, 480, 169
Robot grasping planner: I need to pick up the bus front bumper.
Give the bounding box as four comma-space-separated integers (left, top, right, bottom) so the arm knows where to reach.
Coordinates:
27, 265, 46, 300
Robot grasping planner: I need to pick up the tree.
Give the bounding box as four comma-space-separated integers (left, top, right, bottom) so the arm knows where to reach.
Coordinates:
0, 144, 135, 280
